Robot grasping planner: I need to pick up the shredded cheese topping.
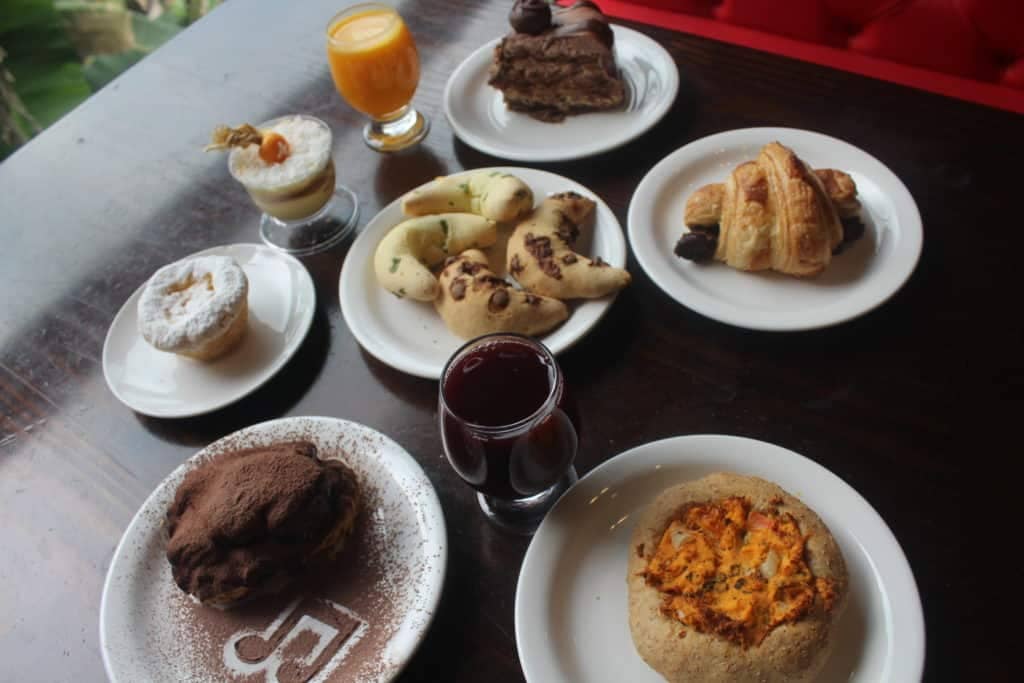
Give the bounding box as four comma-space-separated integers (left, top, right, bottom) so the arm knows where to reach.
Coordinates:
641, 496, 838, 647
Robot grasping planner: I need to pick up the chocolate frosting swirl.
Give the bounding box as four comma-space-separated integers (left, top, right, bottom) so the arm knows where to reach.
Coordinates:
509, 0, 552, 35
553, 1, 614, 48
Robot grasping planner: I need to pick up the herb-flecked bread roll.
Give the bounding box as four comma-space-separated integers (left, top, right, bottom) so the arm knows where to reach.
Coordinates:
401, 170, 534, 223
374, 213, 497, 301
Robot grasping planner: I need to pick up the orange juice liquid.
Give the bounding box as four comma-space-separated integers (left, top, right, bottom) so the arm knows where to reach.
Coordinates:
327, 8, 420, 119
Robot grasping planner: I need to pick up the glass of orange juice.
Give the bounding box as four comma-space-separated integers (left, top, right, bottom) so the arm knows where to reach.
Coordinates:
326, 3, 429, 152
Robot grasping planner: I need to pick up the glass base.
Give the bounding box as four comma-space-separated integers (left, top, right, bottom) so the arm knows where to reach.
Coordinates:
363, 105, 429, 152
259, 185, 359, 256
477, 467, 578, 536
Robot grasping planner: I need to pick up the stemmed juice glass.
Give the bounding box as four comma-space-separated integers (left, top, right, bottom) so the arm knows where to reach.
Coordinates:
326, 3, 429, 152
439, 334, 580, 534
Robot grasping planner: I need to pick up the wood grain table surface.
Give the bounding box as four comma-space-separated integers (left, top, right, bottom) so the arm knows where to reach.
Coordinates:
0, 0, 1017, 680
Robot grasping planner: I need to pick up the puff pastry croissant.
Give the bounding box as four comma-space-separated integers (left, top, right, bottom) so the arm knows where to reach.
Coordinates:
678, 142, 862, 277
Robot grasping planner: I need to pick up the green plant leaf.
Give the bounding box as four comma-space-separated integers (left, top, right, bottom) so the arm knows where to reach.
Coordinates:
82, 48, 147, 90
0, 0, 63, 35
130, 11, 181, 49
10, 62, 91, 128
0, 0, 216, 161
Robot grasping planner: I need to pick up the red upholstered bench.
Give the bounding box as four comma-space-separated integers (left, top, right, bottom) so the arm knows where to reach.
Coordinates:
585, 0, 1024, 113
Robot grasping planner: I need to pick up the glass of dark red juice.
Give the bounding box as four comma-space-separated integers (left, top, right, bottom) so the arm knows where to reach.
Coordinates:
439, 333, 579, 533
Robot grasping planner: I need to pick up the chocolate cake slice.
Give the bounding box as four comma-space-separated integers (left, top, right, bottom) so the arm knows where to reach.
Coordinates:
488, 0, 626, 122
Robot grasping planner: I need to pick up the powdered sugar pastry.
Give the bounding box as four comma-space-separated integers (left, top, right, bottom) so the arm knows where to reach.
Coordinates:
137, 255, 248, 352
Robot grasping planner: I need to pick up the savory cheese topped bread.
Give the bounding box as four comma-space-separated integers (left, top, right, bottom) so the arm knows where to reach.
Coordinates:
628, 473, 848, 682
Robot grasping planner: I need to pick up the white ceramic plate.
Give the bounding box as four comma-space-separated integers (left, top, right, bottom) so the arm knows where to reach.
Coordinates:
443, 26, 679, 162
103, 243, 316, 418
628, 128, 923, 330
340, 167, 627, 379
100, 416, 447, 683
516, 434, 925, 682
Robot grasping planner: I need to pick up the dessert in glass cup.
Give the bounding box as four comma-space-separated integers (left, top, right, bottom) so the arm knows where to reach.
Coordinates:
207, 114, 358, 255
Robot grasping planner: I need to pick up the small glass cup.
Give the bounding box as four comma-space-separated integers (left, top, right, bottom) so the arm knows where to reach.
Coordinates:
228, 114, 358, 256
439, 334, 579, 534
326, 3, 429, 152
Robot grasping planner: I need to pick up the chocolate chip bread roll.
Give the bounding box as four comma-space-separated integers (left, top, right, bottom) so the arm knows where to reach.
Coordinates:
507, 192, 630, 299
436, 249, 568, 339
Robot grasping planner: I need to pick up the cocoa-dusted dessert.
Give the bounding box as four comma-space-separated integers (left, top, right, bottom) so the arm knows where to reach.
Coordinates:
166, 441, 361, 608
488, 0, 626, 122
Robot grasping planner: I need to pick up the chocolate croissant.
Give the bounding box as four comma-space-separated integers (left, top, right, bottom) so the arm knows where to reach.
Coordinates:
677, 142, 862, 277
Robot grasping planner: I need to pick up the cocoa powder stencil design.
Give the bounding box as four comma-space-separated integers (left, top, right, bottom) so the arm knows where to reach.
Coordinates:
225, 597, 368, 683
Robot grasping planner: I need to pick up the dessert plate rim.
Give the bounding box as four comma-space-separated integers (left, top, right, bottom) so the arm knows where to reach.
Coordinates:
515, 433, 925, 683
102, 242, 316, 418
339, 166, 627, 379
99, 415, 448, 683
627, 127, 924, 331
442, 25, 679, 162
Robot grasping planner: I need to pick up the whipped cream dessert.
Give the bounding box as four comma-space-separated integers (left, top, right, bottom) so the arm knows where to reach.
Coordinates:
228, 115, 336, 221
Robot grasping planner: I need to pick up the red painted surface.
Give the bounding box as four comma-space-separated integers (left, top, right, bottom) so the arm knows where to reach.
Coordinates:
573, 0, 1024, 113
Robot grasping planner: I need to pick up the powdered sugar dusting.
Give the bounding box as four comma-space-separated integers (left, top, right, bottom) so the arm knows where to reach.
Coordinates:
229, 116, 332, 192
101, 417, 446, 683
137, 255, 248, 352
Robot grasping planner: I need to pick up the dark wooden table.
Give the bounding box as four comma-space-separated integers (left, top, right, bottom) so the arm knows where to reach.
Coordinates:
0, 0, 1017, 680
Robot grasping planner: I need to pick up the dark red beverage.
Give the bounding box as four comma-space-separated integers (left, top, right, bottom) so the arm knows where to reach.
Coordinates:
440, 335, 579, 500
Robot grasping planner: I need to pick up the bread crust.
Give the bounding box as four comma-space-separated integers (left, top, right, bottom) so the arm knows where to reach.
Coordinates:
627, 472, 848, 682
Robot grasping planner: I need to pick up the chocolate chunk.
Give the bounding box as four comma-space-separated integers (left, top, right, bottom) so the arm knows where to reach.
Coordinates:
834, 216, 866, 254
524, 232, 562, 279
562, 253, 578, 265
589, 256, 608, 268
509, 254, 524, 275
476, 274, 507, 289
690, 223, 720, 237
841, 216, 865, 244
554, 211, 581, 246
509, 0, 551, 35
488, 288, 510, 312
524, 293, 542, 306
459, 260, 484, 276
450, 278, 467, 300
674, 232, 717, 262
